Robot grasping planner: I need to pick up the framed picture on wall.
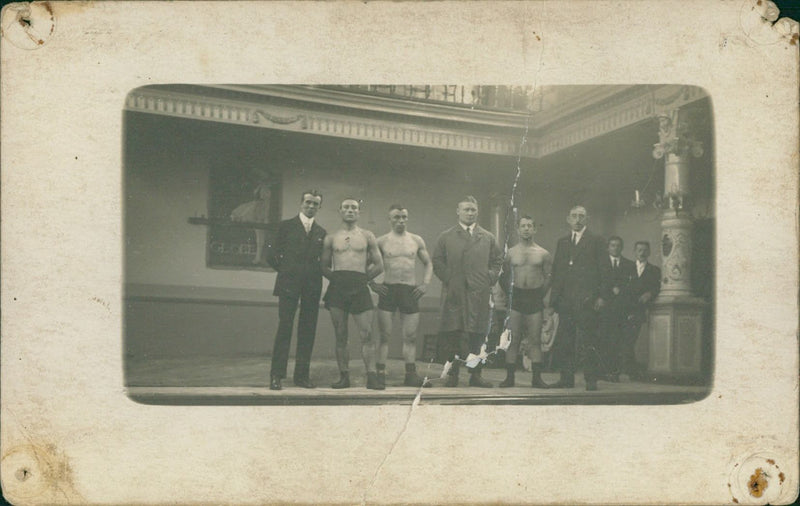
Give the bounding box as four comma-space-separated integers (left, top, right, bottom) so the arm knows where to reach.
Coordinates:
204, 166, 282, 271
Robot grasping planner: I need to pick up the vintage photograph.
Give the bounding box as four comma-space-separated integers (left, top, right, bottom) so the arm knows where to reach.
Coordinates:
2, 0, 797, 503
123, 84, 715, 405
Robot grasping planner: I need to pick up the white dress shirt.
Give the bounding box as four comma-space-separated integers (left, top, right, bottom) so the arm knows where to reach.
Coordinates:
571, 227, 586, 245
299, 213, 314, 233
636, 260, 646, 277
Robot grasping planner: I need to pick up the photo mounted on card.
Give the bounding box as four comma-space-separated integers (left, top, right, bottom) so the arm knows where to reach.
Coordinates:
123, 84, 715, 406
3, 1, 798, 505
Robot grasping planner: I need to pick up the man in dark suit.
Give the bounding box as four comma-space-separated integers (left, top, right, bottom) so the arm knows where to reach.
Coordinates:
547, 205, 606, 391
266, 190, 326, 390
596, 236, 636, 381
622, 240, 661, 379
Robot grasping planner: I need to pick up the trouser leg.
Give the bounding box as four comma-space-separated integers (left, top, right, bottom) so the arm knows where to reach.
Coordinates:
271, 295, 299, 378
294, 290, 320, 380
577, 306, 600, 382
552, 310, 577, 373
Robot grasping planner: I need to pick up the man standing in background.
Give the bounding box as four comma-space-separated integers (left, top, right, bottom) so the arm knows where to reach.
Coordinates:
622, 241, 661, 380
547, 205, 606, 391
371, 204, 433, 388
596, 236, 636, 381
433, 196, 504, 388
267, 190, 326, 390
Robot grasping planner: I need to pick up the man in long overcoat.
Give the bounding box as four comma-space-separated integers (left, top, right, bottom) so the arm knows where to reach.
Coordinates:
432, 196, 503, 387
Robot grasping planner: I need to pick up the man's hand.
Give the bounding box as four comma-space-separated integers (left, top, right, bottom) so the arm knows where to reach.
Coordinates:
612, 286, 620, 296
639, 292, 652, 304
544, 306, 555, 318
412, 283, 429, 300
369, 281, 389, 297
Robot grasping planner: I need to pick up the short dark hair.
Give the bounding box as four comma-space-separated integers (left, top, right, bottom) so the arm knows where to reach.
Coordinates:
517, 215, 535, 226
458, 195, 478, 206
300, 190, 323, 204
340, 197, 360, 208
608, 236, 624, 248
388, 204, 406, 213
634, 240, 651, 250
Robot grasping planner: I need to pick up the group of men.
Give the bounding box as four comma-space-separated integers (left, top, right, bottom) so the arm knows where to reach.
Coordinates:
546, 206, 661, 391
266, 190, 660, 392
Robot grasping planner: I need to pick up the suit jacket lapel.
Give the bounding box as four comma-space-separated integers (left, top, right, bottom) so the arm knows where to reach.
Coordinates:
310, 221, 324, 240
574, 231, 589, 260
292, 215, 305, 236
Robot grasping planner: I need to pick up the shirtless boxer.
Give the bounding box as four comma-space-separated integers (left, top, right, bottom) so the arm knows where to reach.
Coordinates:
321, 198, 384, 389
499, 216, 553, 388
370, 205, 433, 388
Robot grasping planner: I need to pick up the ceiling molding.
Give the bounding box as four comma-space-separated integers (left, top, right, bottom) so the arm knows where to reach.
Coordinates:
124, 87, 533, 158
124, 85, 708, 159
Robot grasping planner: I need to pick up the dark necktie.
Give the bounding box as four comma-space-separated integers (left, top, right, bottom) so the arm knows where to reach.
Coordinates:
571, 233, 577, 246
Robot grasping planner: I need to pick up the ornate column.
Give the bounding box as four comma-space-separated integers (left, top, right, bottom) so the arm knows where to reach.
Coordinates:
652, 108, 705, 296
489, 193, 512, 249
646, 106, 708, 379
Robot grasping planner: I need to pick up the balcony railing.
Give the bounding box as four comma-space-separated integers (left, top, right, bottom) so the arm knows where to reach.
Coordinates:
317, 85, 538, 113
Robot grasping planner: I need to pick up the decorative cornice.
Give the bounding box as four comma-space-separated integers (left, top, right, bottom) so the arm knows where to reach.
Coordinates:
537, 89, 655, 157
124, 85, 708, 160
537, 85, 708, 158
530, 85, 638, 128
213, 84, 534, 129
125, 88, 532, 158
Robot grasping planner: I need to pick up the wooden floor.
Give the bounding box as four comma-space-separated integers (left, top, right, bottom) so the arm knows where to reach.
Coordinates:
125, 355, 710, 405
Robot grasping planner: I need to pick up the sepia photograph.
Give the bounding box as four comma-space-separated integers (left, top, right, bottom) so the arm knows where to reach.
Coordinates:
124, 84, 715, 405
2, 1, 797, 504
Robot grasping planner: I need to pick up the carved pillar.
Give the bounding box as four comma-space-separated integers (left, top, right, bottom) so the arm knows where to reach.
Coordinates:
647, 106, 708, 379
652, 108, 704, 296
489, 194, 511, 249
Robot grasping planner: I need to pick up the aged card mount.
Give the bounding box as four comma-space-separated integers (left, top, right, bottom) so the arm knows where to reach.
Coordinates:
2, 1, 798, 505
